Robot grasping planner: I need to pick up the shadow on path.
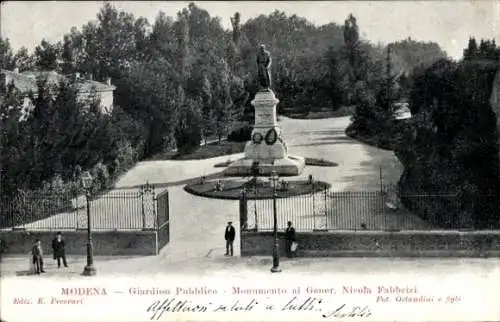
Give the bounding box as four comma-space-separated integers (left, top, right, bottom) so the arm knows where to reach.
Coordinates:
291, 129, 347, 136
291, 141, 355, 148
113, 171, 226, 190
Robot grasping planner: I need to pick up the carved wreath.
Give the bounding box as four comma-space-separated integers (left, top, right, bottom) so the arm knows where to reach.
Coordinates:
265, 128, 278, 145
252, 132, 263, 144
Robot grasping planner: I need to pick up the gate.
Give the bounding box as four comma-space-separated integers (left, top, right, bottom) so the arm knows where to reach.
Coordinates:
156, 189, 170, 252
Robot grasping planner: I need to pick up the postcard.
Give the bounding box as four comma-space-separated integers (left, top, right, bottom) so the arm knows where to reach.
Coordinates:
1, 1, 499, 321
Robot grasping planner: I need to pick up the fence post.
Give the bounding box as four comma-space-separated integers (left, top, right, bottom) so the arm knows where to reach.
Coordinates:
155, 194, 160, 230
324, 189, 328, 230
75, 190, 79, 230
312, 181, 316, 230
239, 188, 248, 231
254, 185, 258, 231
151, 186, 157, 230
10, 198, 14, 229
141, 187, 146, 229
379, 166, 383, 194
380, 183, 386, 223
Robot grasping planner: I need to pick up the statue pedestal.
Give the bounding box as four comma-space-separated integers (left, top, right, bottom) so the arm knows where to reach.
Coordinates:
225, 90, 305, 176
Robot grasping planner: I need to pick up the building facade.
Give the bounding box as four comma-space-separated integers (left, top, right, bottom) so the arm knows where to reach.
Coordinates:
1, 69, 116, 119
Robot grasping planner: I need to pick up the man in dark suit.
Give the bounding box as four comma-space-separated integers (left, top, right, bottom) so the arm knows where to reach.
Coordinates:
224, 222, 236, 256
32, 239, 45, 274
285, 221, 297, 258
52, 232, 68, 268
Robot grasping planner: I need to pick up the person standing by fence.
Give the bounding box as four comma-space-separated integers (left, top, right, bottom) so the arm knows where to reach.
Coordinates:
52, 232, 68, 268
285, 221, 297, 258
31, 239, 45, 274
224, 221, 235, 256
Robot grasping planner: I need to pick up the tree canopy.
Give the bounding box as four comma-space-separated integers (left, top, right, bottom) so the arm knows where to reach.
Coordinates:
1, 3, 452, 199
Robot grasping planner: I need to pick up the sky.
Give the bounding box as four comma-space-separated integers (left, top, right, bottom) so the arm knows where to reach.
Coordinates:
1, 1, 499, 60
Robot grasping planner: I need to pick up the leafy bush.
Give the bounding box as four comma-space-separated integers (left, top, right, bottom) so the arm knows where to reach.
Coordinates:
228, 125, 253, 142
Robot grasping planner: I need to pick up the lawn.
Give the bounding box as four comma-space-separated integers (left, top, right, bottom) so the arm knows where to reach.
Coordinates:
148, 141, 246, 161
287, 106, 355, 120
345, 119, 409, 151
214, 157, 339, 168
147, 108, 356, 162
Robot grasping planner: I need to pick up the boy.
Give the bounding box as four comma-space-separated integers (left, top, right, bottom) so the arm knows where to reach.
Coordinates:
32, 239, 45, 274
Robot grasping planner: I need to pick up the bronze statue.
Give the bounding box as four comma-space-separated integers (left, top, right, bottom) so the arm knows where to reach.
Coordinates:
257, 44, 272, 90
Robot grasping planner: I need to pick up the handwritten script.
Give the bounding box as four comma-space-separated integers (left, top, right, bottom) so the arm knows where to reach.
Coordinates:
146, 296, 372, 320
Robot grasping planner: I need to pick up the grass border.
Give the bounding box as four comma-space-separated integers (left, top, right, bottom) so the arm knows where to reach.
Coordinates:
184, 179, 332, 200
214, 157, 338, 168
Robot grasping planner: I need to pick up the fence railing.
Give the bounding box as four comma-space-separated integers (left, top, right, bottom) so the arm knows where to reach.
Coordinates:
0, 186, 162, 231
240, 184, 498, 232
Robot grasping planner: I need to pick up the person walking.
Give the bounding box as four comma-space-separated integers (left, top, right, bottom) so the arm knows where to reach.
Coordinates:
224, 221, 236, 256
285, 221, 297, 258
52, 232, 68, 268
31, 239, 45, 274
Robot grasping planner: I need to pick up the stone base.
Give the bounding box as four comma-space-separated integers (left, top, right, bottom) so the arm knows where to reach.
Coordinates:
244, 134, 287, 159
224, 155, 305, 176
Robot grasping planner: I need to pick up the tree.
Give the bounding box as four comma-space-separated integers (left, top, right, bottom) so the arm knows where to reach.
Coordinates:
199, 74, 215, 143
75, 22, 98, 77
175, 96, 203, 153
463, 37, 478, 60
66, 27, 87, 73
463, 37, 498, 61
229, 12, 242, 73
0, 84, 28, 196
351, 80, 379, 134
0, 38, 14, 70
379, 45, 400, 112
115, 56, 181, 158
175, 12, 191, 86
325, 47, 351, 108
34, 39, 61, 71
389, 38, 448, 73
133, 17, 151, 62
13, 47, 34, 72
95, 3, 139, 79
409, 58, 457, 114
149, 11, 176, 58
231, 12, 241, 46
213, 59, 235, 142
343, 14, 359, 68
60, 35, 75, 74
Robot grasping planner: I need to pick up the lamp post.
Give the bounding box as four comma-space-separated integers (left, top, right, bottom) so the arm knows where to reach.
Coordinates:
240, 187, 248, 231
269, 170, 281, 273
251, 161, 260, 230
81, 171, 96, 276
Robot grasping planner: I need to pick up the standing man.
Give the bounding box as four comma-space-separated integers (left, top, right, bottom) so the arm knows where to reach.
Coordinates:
32, 239, 45, 274
224, 221, 236, 256
285, 221, 297, 258
256, 44, 272, 90
52, 232, 68, 268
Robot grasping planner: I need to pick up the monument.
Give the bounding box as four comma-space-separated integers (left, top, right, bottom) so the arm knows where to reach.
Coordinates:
225, 45, 305, 176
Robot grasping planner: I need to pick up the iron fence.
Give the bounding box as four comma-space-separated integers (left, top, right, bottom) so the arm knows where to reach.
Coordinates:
240, 184, 497, 232
0, 186, 162, 231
